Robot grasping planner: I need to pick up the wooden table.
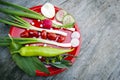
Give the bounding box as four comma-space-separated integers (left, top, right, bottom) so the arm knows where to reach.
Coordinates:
0, 0, 120, 80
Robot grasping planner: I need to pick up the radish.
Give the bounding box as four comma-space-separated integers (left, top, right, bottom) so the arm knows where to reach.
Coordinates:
52, 20, 63, 26
41, 3, 55, 18
66, 28, 75, 31
71, 31, 80, 39
71, 38, 79, 47
42, 19, 52, 29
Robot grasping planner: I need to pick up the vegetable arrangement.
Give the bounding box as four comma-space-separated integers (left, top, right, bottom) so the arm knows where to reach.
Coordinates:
0, 1, 81, 76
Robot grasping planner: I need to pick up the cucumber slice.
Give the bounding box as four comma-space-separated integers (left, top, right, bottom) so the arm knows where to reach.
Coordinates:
56, 10, 67, 21
63, 15, 75, 28
41, 3, 55, 18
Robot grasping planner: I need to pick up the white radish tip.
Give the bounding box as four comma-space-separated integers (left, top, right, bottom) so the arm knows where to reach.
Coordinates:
39, 56, 42, 59
44, 44, 47, 47
38, 20, 41, 22
52, 20, 63, 26
40, 24, 43, 27
71, 38, 79, 47
66, 28, 75, 31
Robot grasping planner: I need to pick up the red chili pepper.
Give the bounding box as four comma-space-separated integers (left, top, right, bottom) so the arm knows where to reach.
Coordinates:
20, 30, 29, 38
41, 30, 47, 39
47, 33, 57, 40
28, 30, 39, 38
57, 35, 66, 43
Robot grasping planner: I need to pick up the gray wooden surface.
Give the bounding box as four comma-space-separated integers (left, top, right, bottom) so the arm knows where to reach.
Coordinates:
0, 0, 120, 80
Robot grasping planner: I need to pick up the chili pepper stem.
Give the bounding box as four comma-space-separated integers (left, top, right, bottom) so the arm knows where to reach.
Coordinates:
11, 50, 20, 54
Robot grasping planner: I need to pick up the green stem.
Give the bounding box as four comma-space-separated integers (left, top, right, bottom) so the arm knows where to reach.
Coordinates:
11, 50, 20, 54
0, 8, 44, 20
14, 16, 30, 25
0, 0, 44, 18
0, 18, 29, 28
9, 15, 31, 27
0, 1, 33, 13
9, 16, 26, 25
0, 43, 10, 46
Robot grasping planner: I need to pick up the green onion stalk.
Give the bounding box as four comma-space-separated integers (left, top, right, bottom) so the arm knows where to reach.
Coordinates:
0, 36, 71, 47
0, 15, 67, 36
0, 0, 45, 20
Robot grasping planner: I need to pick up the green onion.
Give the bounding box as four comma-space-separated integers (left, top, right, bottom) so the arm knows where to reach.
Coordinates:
0, 37, 72, 47
0, 8, 44, 20
0, 17, 30, 28
0, 15, 67, 36
0, 0, 45, 20
0, 0, 41, 16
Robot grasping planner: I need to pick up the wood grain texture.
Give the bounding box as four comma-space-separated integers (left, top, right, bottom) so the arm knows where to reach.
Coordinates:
0, 0, 120, 80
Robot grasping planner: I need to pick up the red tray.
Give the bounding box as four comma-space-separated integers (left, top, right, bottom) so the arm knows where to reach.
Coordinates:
9, 5, 82, 76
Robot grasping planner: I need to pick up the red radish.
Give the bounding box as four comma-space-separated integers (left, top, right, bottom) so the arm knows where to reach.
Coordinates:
28, 30, 39, 38
47, 33, 57, 40
41, 30, 47, 39
57, 36, 66, 43
20, 30, 29, 38
42, 19, 52, 29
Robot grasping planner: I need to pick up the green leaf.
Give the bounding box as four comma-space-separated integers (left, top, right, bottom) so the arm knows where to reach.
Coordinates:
63, 23, 74, 28
51, 60, 72, 68
61, 60, 72, 66
0, 0, 45, 19
32, 57, 49, 74
12, 54, 49, 76
12, 54, 36, 76
51, 62, 69, 68
0, 43, 10, 46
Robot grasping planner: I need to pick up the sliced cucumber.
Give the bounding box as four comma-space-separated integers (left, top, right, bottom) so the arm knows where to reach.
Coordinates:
41, 3, 55, 18
63, 15, 75, 28
55, 10, 67, 21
